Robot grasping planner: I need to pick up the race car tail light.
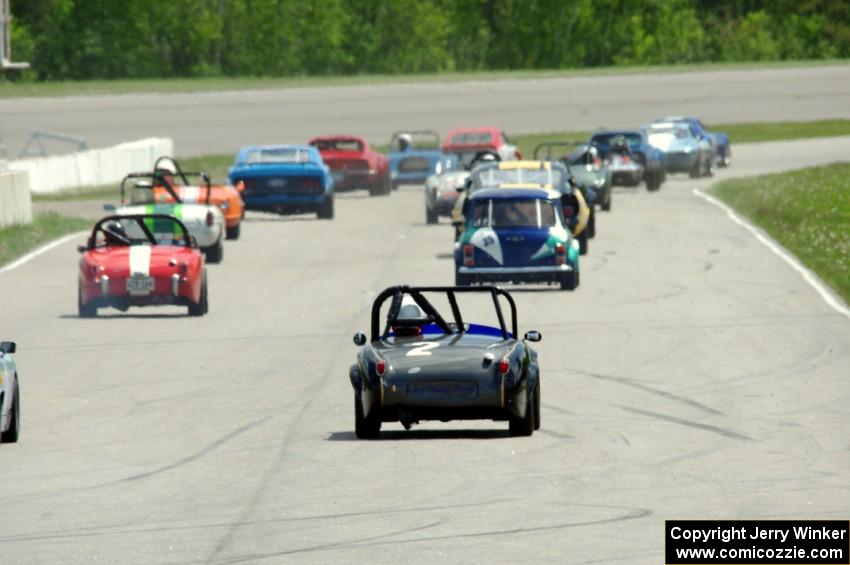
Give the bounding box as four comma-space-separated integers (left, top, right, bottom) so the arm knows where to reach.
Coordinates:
205, 211, 214, 226
301, 177, 322, 189
235, 180, 246, 192
375, 359, 387, 377
498, 358, 510, 375
555, 243, 566, 265
463, 244, 475, 267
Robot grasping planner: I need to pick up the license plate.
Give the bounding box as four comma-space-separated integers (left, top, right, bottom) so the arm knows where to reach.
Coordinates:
126, 275, 155, 295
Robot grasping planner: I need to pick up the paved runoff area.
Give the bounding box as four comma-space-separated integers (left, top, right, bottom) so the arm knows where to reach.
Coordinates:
1, 65, 850, 156
1, 134, 849, 563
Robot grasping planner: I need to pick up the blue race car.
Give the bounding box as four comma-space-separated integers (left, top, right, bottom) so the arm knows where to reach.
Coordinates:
589, 129, 666, 191
388, 130, 444, 189
654, 116, 731, 168
228, 145, 335, 219
454, 186, 580, 290
644, 121, 714, 178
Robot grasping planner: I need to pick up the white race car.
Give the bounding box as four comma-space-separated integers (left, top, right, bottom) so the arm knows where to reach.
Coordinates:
113, 171, 226, 263
0, 341, 20, 443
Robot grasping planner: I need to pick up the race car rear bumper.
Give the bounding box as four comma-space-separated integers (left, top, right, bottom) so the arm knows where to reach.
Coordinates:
459, 264, 573, 284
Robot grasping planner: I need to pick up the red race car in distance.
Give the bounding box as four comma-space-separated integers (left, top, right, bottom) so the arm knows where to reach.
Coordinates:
78, 214, 208, 318
442, 127, 522, 167
308, 135, 390, 196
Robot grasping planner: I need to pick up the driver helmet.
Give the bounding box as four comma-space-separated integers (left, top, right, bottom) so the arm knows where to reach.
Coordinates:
394, 303, 429, 337
397, 133, 413, 152
103, 221, 130, 246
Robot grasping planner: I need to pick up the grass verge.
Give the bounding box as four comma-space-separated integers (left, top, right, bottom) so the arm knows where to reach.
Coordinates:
712, 163, 850, 304
0, 212, 91, 268
1, 60, 846, 99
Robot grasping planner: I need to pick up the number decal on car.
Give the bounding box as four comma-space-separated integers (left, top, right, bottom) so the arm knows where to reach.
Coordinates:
405, 342, 440, 357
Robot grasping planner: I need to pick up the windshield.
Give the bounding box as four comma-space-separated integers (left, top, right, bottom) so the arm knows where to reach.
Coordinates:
470, 198, 557, 228
473, 167, 564, 188
448, 131, 493, 146
243, 147, 311, 164
311, 139, 363, 152
591, 133, 641, 150
93, 216, 189, 248
647, 126, 692, 145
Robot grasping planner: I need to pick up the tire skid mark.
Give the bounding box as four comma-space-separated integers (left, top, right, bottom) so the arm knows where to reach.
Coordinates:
0, 497, 514, 545
213, 504, 653, 563
575, 369, 724, 416
618, 405, 752, 441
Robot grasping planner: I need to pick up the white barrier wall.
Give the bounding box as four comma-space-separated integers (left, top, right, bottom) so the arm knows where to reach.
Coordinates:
0, 170, 33, 227
7, 137, 174, 194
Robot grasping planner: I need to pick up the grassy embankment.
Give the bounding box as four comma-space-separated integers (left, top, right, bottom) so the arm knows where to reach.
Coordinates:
0, 212, 90, 268
712, 163, 850, 304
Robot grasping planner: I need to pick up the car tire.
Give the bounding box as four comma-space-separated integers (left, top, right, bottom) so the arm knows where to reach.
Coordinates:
560, 270, 578, 291
601, 190, 611, 212
509, 386, 534, 437
188, 273, 208, 317
225, 223, 241, 240
455, 270, 470, 287
78, 287, 97, 318
354, 395, 381, 439
587, 210, 596, 239
1, 380, 20, 443
317, 197, 335, 219
689, 159, 701, 179
368, 180, 382, 197
426, 208, 439, 224
703, 154, 714, 177
578, 232, 588, 255
383, 174, 392, 195
533, 379, 541, 431
204, 240, 224, 264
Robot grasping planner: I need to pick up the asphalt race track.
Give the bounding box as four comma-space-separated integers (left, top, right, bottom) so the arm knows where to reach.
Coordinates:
1, 131, 849, 563
2, 65, 850, 156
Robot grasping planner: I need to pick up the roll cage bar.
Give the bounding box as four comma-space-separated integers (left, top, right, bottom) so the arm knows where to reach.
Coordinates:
85, 214, 194, 250
120, 156, 212, 205
370, 285, 518, 342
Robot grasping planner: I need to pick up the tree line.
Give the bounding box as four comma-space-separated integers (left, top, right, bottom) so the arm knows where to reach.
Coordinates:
8, 0, 849, 81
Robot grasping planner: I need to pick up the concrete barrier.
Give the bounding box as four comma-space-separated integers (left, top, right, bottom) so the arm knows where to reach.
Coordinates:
7, 137, 173, 194
0, 169, 33, 227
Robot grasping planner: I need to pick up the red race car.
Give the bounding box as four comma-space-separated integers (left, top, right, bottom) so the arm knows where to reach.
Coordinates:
442, 127, 522, 167
308, 135, 390, 196
78, 214, 208, 317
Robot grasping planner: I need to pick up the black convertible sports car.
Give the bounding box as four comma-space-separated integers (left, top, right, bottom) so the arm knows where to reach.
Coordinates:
349, 285, 543, 438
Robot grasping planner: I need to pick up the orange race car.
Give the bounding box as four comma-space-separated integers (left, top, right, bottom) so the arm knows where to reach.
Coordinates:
151, 156, 245, 240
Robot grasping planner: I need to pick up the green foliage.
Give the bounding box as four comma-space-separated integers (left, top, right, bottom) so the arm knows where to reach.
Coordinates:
0, 212, 90, 268
5, 0, 850, 81
713, 164, 850, 304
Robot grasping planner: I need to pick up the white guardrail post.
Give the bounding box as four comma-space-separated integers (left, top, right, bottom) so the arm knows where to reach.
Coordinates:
6, 137, 174, 195
0, 169, 33, 228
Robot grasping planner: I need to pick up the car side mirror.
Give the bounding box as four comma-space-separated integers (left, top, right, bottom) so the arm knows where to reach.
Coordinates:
103, 203, 116, 212
0, 341, 16, 354
77, 245, 87, 253
353, 332, 367, 346
524, 331, 542, 342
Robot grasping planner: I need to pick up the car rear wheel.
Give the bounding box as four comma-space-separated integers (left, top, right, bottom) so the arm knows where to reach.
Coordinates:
1, 380, 20, 443
354, 396, 381, 439
509, 387, 534, 437
601, 190, 611, 212
689, 158, 701, 178
317, 197, 335, 219
560, 270, 578, 291
587, 210, 596, 238
578, 232, 588, 255
78, 287, 97, 318
204, 240, 224, 264
426, 207, 439, 224
225, 223, 241, 240
533, 379, 541, 431
188, 273, 208, 317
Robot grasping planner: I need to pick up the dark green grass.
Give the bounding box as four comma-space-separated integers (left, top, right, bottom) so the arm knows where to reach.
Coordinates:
0, 212, 91, 268
712, 163, 850, 304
